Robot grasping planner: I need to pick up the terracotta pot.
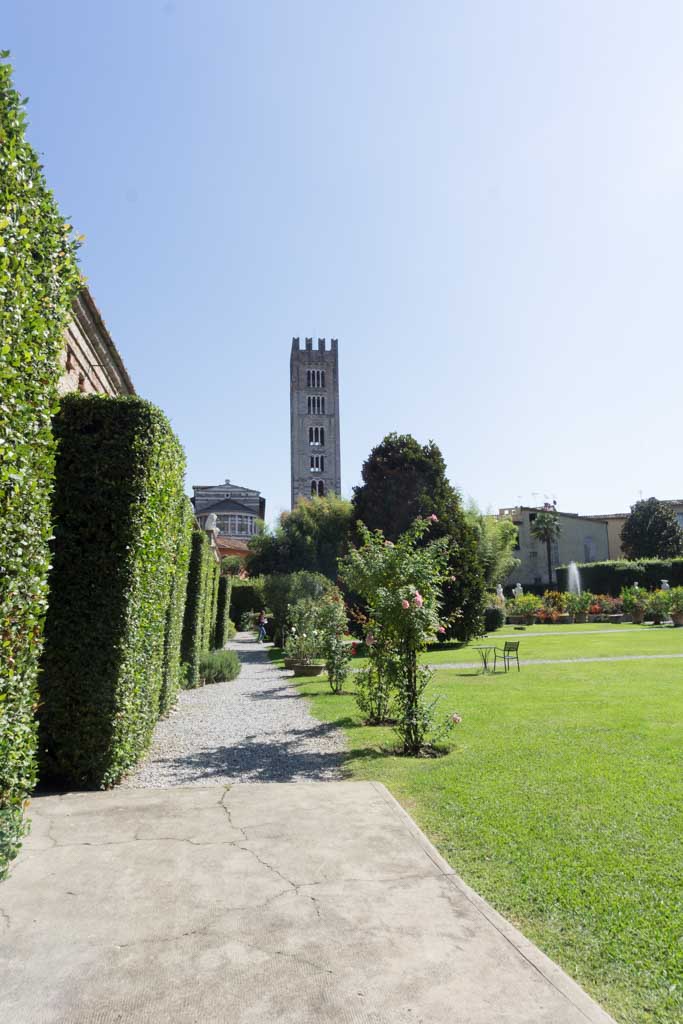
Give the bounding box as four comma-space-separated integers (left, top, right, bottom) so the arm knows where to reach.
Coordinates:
283, 658, 296, 670
574, 612, 588, 624
630, 609, 645, 624
607, 614, 624, 624
556, 613, 571, 624
289, 663, 324, 676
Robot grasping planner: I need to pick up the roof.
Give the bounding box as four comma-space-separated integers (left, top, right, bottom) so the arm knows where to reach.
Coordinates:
76, 286, 135, 395
195, 498, 257, 516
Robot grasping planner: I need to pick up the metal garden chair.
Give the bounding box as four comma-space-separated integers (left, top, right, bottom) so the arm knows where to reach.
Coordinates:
493, 640, 520, 673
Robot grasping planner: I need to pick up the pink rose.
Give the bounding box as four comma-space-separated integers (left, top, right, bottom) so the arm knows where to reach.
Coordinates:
429, 514, 438, 522
384, 541, 394, 548
438, 626, 446, 634
451, 713, 462, 725
413, 591, 424, 608
401, 599, 410, 609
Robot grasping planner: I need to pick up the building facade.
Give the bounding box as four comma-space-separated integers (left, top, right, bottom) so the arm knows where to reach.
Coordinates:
59, 287, 135, 397
192, 479, 266, 540
498, 505, 610, 588
289, 337, 341, 507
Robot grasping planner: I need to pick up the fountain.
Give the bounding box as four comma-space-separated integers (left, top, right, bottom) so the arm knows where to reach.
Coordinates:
567, 561, 581, 594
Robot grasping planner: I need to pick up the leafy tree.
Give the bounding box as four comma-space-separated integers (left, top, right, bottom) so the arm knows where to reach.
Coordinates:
247, 494, 354, 581
220, 556, 242, 577
352, 434, 485, 640
530, 507, 561, 586
464, 504, 520, 588
621, 498, 683, 559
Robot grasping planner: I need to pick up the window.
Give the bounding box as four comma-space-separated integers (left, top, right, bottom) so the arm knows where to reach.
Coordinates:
320, 427, 325, 446
311, 482, 317, 496
318, 481, 325, 496
321, 370, 325, 388
321, 456, 325, 472
314, 427, 319, 443
306, 370, 311, 387
307, 396, 311, 414
513, 521, 521, 551
308, 427, 313, 444
321, 396, 325, 414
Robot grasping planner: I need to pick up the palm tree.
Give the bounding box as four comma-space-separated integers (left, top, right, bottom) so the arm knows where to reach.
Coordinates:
530, 508, 561, 587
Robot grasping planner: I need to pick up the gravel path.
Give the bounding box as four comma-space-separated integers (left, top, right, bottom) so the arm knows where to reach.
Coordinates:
121, 633, 346, 788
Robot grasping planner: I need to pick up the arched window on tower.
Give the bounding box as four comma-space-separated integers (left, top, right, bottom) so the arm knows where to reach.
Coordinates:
321, 371, 325, 388
307, 396, 311, 414
321, 396, 325, 414
306, 370, 311, 387
314, 427, 319, 443
309, 427, 313, 444
321, 456, 325, 472
310, 456, 314, 471
318, 481, 325, 496
320, 427, 325, 446
311, 482, 317, 496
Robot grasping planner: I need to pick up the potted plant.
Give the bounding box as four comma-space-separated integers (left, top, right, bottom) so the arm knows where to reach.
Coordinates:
283, 598, 324, 675
506, 593, 542, 625
646, 588, 671, 626
621, 586, 648, 624
542, 590, 570, 624
565, 590, 592, 623
669, 587, 683, 626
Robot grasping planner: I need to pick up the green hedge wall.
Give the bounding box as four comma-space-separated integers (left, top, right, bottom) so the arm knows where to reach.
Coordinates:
39, 395, 187, 788
556, 558, 683, 595
206, 559, 220, 651
229, 578, 265, 625
159, 497, 193, 716
181, 530, 213, 687
214, 576, 233, 649
0, 60, 80, 878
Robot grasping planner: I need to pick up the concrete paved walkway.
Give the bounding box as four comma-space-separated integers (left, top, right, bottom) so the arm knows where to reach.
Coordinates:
1, 782, 615, 1024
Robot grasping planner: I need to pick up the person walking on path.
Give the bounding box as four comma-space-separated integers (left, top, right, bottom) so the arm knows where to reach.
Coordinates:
257, 610, 268, 643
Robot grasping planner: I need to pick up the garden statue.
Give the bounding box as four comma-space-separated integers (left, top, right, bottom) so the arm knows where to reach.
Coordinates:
661, 579, 670, 590
513, 583, 523, 599
496, 584, 505, 601
634, 582, 640, 590
204, 512, 218, 535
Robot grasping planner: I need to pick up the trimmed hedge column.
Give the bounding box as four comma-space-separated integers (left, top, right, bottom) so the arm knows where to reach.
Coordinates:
0, 60, 80, 877
214, 576, 233, 649
181, 530, 212, 688
159, 497, 193, 715
39, 395, 187, 788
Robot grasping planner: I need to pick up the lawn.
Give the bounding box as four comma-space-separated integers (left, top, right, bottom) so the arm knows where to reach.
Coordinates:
276, 634, 683, 1024
331, 621, 683, 669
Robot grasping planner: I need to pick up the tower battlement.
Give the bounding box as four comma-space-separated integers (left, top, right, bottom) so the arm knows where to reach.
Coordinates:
289, 336, 342, 507
291, 336, 338, 353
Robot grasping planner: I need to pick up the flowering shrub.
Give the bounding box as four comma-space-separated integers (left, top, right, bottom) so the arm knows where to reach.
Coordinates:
340, 517, 452, 754
588, 594, 623, 615
620, 586, 648, 615
668, 587, 683, 615
316, 591, 352, 694
283, 599, 322, 664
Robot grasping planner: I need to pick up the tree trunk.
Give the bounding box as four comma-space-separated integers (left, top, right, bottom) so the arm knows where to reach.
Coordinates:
546, 538, 553, 587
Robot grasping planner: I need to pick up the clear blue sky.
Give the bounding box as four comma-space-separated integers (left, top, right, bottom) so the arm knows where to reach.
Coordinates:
5, 1, 682, 522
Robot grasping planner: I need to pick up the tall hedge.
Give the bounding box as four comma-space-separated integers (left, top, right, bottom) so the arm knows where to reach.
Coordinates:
206, 559, 220, 652
181, 530, 212, 687
159, 497, 193, 715
0, 59, 80, 878
214, 576, 233, 649
556, 558, 683, 595
229, 577, 266, 626
39, 395, 187, 788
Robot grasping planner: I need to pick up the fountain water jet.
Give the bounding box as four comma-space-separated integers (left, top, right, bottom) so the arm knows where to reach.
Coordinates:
567, 561, 581, 594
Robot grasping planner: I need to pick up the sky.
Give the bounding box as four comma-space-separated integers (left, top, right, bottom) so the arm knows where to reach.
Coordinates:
4, 1, 683, 523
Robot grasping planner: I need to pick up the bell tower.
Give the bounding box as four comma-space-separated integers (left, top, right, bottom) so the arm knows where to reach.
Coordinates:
290, 337, 341, 507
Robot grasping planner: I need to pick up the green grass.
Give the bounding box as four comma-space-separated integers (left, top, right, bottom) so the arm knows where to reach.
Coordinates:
280, 637, 683, 1024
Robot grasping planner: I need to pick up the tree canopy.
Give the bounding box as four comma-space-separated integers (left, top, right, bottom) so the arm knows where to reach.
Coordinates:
246, 493, 354, 581
351, 433, 485, 640
621, 498, 683, 559
464, 504, 520, 588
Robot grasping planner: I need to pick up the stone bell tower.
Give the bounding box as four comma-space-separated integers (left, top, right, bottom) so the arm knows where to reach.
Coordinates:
290, 337, 341, 508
